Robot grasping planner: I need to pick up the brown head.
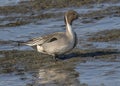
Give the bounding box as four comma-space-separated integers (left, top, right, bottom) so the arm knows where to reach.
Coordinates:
64, 10, 78, 25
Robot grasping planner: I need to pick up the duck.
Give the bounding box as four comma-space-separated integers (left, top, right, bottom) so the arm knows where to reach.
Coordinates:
23, 10, 78, 60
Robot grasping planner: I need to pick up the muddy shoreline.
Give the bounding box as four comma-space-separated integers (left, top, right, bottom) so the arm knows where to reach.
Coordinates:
0, 0, 120, 86
0, 49, 119, 85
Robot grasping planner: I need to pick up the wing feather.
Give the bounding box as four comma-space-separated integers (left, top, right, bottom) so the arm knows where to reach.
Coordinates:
24, 32, 64, 46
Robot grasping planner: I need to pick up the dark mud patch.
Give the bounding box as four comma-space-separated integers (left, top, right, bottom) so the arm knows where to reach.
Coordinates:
88, 29, 120, 42
0, 20, 30, 27
0, 40, 13, 44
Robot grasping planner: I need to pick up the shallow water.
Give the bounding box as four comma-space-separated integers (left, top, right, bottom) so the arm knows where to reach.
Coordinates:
0, 72, 32, 86
0, 0, 28, 6
0, 0, 19, 6
76, 60, 120, 86
34, 68, 79, 86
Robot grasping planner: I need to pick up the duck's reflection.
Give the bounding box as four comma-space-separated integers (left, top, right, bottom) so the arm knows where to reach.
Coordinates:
33, 68, 80, 86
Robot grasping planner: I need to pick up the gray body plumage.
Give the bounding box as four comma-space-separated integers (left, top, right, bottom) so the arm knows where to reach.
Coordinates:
24, 10, 78, 57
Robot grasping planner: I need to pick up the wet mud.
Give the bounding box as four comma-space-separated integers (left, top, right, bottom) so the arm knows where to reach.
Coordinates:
0, 49, 119, 86
88, 29, 120, 42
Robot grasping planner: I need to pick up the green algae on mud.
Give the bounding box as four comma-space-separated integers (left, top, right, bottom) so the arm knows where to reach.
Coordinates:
88, 29, 120, 42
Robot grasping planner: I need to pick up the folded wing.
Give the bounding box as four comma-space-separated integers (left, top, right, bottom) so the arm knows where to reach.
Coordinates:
24, 32, 64, 46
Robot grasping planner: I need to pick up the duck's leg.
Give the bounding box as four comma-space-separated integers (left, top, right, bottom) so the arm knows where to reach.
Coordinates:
52, 54, 59, 61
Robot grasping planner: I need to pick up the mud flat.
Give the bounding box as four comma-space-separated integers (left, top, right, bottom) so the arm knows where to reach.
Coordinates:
0, 48, 119, 86
88, 29, 120, 42
0, 0, 120, 86
0, 49, 83, 86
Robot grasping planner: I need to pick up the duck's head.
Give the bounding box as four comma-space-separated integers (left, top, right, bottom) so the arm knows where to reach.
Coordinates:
65, 10, 78, 25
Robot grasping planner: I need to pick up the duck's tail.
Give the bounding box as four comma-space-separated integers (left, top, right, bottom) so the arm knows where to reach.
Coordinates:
10, 40, 26, 46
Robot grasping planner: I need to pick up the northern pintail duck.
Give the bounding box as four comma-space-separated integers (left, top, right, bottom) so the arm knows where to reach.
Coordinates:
24, 10, 78, 59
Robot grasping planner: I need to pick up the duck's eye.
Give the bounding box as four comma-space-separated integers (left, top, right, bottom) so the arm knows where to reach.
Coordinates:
72, 13, 76, 16
73, 13, 75, 15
